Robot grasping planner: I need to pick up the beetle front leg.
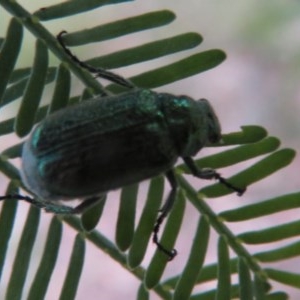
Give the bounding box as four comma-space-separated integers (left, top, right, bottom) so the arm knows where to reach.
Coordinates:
183, 157, 246, 196
152, 170, 178, 261
57, 31, 135, 89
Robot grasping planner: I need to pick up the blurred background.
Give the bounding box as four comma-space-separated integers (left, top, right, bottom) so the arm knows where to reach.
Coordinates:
0, 0, 299, 299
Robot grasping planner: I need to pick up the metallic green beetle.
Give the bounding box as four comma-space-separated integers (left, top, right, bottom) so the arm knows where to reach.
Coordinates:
0, 32, 245, 260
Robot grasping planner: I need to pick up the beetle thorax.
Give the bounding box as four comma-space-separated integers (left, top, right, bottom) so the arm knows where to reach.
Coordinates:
160, 94, 221, 158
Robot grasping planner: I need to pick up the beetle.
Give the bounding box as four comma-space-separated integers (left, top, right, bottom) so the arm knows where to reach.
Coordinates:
0, 31, 245, 260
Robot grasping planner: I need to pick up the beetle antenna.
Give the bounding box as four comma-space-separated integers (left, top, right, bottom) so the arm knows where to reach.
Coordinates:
57, 31, 135, 89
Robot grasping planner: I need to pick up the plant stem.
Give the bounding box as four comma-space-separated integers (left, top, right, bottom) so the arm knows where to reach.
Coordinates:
178, 175, 268, 282
64, 216, 173, 299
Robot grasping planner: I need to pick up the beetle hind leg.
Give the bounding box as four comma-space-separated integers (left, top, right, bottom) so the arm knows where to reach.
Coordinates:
0, 194, 47, 209
0, 194, 103, 215
152, 170, 178, 261
44, 196, 104, 214
0, 194, 74, 213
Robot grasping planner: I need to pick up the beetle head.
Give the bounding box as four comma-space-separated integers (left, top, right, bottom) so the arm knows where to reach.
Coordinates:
199, 98, 222, 144
182, 98, 221, 157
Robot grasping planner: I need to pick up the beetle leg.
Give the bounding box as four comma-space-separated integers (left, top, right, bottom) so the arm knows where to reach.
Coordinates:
72, 195, 104, 213
152, 170, 178, 261
0, 194, 103, 214
183, 157, 246, 196
160, 170, 178, 214
43, 195, 104, 214
0, 194, 76, 213
57, 31, 135, 89
0, 194, 47, 209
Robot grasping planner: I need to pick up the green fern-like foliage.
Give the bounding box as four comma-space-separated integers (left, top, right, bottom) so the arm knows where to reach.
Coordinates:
0, 1, 299, 299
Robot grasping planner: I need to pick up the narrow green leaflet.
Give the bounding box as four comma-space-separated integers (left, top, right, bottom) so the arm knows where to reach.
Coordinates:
190, 285, 240, 300
180, 136, 280, 174
220, 192, 300, 221
265, 269, 300, 289
128, 176, 164, 268
0, 118, 14, 136
0, 18, 23, 103
15, 39, 49, 137
0, 105, 49, 136
221, 125, 267, 145
27, 217, 62, 299
88, 33, 203, 69
1, 68, 56, 108
173, 216, 210, 300
201, 148, 296, 197
59, 234, 86, 300
137, 284, 149, 300
238, 258, 253, 300
264, 292, 289, 300
162, 258, 238, 288
34, 0, 133, 20
254, 275, 270, 300
2, 142, 23, 159
8, 67, 33, 84
254, 240, 300, 262
238, 220, 300, 244
116, 183, 138, 251
0, 182, 18, 280
62, 10, 176, 45
0, 156, 20, 180
216, 237, 231, 300
5, 207, 41, 300
81, 196, 107, 232
108, 49, 226, 92
48, 64, 71, 114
